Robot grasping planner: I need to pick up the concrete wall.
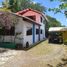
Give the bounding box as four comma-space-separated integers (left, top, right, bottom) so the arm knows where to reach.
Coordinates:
0, 36, 15, 42
40, 22, 45, 40
22, 21, 33, 47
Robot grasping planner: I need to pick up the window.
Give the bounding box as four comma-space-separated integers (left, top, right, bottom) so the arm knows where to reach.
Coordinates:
26, 28, 32, 35
36, 29, 39, 34
41, 29, 43, 34
0, 26, 15, 36
40, 17, 43, 23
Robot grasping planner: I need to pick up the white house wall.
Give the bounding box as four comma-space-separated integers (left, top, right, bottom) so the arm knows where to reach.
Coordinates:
13, 18, 45, 47
22, 21, 33, 47
35, 25, 39, 42
0, 36, 15, 42
14, 17, 24, 44
40, 22, 45, 40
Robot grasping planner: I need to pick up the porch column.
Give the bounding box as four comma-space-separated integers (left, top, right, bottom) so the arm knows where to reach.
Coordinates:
32, 23, 35, 43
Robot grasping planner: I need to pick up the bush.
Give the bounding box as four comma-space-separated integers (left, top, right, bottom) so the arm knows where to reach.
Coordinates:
64, 40, 67, 45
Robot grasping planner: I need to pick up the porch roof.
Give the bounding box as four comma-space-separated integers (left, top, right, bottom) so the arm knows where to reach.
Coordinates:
48, 27, 67, 32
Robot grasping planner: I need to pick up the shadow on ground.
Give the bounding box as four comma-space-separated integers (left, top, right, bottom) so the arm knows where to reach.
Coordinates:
0, 48, 8, 53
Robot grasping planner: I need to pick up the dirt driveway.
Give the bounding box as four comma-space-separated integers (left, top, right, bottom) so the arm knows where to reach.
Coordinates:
0, 40, 67, 67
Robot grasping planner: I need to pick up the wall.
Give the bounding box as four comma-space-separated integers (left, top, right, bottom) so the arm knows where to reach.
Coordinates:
14, 17, 24, 44
0, 36, 15, 42
22, 21, 33, 47
35, 25, 39, 42
40, 22, 45, 40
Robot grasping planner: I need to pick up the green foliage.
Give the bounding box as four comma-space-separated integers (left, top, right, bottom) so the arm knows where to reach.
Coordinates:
64, 40, 67, 45
49, 0, 67, 17
0, 8, 11, 12
2, 0, 46, 13
2, 0, 9, 8
46, 15, 61, 28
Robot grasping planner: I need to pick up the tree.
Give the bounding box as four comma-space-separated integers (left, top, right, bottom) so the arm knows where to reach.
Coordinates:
46, 15, 61, 28
49, 0, 67, 17
45, 15, 62, 37
0, 11, 19, 42
2, 0, 46, 13
2, 0, 19, 12
1, 0, 11, 12
0, 11, 18, 29
0, 7, 11, 12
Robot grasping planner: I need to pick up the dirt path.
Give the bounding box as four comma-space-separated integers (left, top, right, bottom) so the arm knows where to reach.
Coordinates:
0, 41, 67, 67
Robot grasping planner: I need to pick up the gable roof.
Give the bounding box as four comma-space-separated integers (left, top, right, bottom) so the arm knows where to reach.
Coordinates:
16, 8, 43, 16
12, 13, 41, 26
16, 8, 49, 22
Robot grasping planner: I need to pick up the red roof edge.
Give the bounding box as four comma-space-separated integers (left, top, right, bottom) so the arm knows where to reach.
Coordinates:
16, 8, 49, 22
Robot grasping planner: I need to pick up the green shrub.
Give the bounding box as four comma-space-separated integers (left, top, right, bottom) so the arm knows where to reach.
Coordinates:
64, 40, 67, 45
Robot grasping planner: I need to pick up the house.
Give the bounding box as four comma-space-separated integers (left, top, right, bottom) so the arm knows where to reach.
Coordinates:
48, 27, 67, 44
16, 8, 48, 41
16, 9, 48, 47
0, 9, 48, 48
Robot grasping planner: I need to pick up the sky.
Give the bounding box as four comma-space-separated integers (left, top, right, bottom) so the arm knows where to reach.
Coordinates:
0, 0, 67, 26
33, 0, 67, 26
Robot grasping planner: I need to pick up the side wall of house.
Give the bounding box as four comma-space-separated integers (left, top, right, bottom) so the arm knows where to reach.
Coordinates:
35, 25, 39, 42
22, 21, 33, 47
40, 22, 45, 40
15, 17, 24, 44
0, 17, 24, 44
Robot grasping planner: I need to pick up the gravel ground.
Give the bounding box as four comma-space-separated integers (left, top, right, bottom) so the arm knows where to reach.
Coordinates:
0, 48, 18, 66
0, 41, 67, 67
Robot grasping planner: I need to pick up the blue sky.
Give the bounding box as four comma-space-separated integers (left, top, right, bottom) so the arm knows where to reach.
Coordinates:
0, 0, 67, 26
0, 0, 2, 7
33, 0, 67, 26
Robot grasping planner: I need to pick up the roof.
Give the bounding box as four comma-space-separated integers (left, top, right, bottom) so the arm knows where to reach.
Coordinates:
48, 27, 67, 32
12, 13, 41, 26
16, 8, 44, 16
16, 8, 49, 22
